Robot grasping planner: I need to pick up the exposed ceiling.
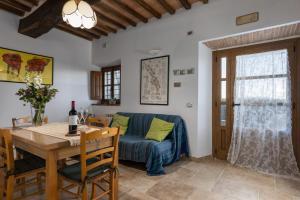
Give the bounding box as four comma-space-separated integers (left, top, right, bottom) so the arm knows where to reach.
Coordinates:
204, 22, 300, 50
0, 0, 39, 16
0, 0, 208, 41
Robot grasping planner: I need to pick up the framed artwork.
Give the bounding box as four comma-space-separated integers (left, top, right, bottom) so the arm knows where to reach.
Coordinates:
140, 55, 169, 105
0, 47, 54, 85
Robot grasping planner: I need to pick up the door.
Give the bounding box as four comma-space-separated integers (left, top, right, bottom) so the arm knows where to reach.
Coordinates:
212, 39, 300, 166
212, 52, 233, 159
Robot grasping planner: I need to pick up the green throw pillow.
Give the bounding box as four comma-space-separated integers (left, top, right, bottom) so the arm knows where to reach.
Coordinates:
111, 114, 129, 135
145, 118, 174, 142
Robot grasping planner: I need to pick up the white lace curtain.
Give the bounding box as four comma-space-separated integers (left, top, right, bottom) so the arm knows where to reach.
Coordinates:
228, 49, 299, 176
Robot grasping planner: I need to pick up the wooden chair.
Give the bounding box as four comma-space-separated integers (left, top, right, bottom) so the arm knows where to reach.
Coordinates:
12, 116, 48, 128
59, 127, 120, 200
70, 116, 110, 163
86, 116, 109, 127
0, 129, 45, 200
12, 116, 48, 159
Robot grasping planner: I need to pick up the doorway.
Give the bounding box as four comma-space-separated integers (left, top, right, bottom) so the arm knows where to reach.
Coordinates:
212, 38, 300, 170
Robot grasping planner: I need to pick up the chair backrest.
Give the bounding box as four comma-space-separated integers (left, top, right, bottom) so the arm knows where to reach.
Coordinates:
12, 116, 48, 128
0, 129, 14, 172
80, 127, 120, 182
86, 116, 109, 127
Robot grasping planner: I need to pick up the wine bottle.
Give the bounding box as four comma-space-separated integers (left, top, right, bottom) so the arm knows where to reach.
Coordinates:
69, 101, 78, 134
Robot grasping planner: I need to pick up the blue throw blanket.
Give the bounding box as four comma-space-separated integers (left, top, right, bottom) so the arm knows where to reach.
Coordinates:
115, 112, 189, 175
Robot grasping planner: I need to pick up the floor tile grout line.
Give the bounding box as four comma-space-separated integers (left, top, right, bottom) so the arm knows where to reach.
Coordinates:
210, 167, 226, 192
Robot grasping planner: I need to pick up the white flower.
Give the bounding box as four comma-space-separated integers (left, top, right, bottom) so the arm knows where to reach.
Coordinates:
24, 73, 31, 86
33, 75, 43, 89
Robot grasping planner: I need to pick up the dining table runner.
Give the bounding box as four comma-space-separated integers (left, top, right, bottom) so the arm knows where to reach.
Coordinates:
22, 122, 100, 146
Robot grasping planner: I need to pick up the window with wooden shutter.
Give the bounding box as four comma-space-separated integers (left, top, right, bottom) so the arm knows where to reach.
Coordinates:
101, 65, 121, 105
90, 71, 102, 101
90, 65, 121, 105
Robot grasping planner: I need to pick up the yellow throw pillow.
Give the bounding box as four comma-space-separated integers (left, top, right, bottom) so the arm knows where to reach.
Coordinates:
111, 114, 129, 135
145, 118, 174, 142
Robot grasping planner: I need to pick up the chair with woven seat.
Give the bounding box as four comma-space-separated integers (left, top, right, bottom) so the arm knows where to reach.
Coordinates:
12, 116, 48, 159
0, 129, 45, 200
59, 127, 120, 200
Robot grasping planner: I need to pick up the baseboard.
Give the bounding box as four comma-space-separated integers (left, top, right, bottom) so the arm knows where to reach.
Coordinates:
189, 155, 213, 162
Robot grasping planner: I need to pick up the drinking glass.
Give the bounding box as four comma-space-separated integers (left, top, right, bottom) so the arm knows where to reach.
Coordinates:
82, 109, 89, 125
78, 107, 84, 125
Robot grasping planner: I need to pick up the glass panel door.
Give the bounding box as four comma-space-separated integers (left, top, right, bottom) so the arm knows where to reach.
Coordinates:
212, 38, 298, 165
213, 54, 232, 160
220, 57, 227, 127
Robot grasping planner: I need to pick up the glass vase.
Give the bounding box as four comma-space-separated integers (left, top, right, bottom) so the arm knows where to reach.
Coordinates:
33, 108, 44, 126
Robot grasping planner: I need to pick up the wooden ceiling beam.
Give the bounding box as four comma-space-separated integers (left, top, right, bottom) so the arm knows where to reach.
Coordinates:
85, 28, 101, 39
14, 0, 34, 7
2, 0, 31, 12
0, 2, 25, 16
111, 0, 148, 23
23, 0, 39, 6
94, 26, 109, 35
179, 0, 191, 9
18, 0, 65, 38
90, 27, 108, 36
93, 8, 127, 30
97, 2, 136, 27
18, 0, 101, 38
157, 0, 175, 15
56, 23, 94, 41
95, 23, 117, 34
134, 0, 161, 19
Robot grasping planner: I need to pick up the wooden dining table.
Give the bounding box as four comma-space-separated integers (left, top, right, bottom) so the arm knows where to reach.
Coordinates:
9, 124, 118, 200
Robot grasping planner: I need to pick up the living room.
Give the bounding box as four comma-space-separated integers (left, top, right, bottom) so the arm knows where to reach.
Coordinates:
0, 0, 299, 199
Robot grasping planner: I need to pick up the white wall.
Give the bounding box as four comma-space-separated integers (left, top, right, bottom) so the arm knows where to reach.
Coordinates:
92, 0, 300, 157
197, 44, 212, 157
0, 10, 96, 127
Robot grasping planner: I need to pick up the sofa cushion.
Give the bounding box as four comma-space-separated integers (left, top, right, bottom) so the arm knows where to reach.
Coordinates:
111, 114, 129, 135
145, 118, 174, 142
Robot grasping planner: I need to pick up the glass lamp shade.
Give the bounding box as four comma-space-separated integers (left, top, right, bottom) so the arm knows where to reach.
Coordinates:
62, 0, 97, 29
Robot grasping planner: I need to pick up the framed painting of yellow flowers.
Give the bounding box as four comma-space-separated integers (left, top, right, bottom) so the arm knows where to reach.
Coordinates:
0, 47, 53, 85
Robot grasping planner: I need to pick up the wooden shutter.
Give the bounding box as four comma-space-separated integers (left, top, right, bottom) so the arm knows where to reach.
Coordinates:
90, 71, 102, 100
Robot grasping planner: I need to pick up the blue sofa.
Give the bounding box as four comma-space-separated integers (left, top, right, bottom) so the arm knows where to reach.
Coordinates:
116, 112, 189, 175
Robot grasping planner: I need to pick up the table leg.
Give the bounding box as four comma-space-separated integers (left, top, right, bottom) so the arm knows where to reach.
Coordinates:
46, 151, 58, 200
0, 169, 4, 199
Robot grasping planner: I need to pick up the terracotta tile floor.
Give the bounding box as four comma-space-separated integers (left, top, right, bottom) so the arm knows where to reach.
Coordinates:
9, 158, 300, 199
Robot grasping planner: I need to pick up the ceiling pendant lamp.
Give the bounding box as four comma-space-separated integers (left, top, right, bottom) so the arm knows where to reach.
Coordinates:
62, 0, 97, 29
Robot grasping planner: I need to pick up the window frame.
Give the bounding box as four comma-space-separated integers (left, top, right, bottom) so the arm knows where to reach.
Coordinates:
101, 65, 121, 105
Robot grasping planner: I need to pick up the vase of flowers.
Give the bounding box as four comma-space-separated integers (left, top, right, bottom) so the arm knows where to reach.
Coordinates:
16, 73, 58, 126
